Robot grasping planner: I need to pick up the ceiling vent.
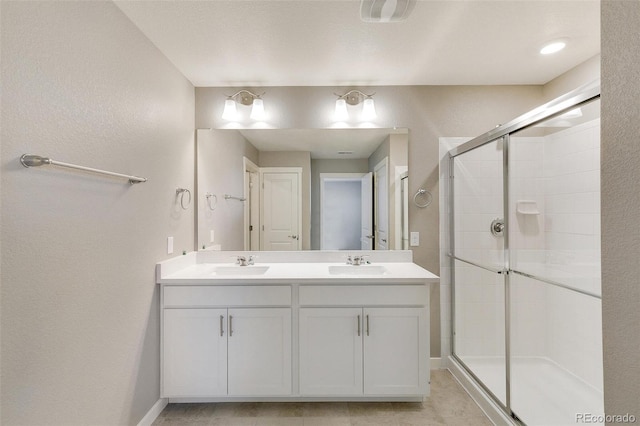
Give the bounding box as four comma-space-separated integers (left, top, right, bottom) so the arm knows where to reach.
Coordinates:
360, 0, 416, 22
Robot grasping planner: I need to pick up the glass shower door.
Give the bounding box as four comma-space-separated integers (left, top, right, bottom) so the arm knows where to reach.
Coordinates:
508, 99, 603, 425
451, 137, 507, 406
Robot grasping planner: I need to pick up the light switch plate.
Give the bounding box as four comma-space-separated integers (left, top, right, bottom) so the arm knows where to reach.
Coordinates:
167, 236, 174, 254
210, 230, 215, 243
410, 232, 420, 247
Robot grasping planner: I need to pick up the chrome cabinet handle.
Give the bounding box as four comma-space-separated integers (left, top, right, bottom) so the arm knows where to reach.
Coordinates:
220, 315, 224, 336
366, 314, 370, 336
357, 314, 361, 336
229, 315, 233, 337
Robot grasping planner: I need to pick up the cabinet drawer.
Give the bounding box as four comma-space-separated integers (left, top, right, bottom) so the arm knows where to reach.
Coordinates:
299, 285, 427, 306
164, 285, 291, 307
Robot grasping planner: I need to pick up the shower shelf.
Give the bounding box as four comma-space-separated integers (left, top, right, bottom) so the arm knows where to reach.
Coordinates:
516, 200, 540, 215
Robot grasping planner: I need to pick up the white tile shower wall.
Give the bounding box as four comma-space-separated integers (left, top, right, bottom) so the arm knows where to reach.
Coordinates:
544, 119, 601, 290
542, 119, 603, 392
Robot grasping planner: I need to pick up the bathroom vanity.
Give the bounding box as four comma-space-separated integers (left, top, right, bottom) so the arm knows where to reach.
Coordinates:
156, 251, 438, 402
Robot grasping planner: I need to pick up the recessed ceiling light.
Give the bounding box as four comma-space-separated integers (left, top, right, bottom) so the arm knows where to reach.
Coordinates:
540, 40, 567, 55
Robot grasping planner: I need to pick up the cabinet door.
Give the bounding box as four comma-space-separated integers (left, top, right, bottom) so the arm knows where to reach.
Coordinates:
227, 308, 292, 395
163, 308, 227, 397
299, 308, 363, 395
363, 307, 428, 395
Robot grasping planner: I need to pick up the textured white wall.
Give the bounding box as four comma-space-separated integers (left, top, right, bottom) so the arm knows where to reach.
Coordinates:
601, 1, 640, 421
0, 2, 194, 425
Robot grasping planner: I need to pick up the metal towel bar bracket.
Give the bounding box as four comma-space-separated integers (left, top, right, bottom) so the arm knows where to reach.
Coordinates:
20, 154, 147, 184
224, 194, 246, 202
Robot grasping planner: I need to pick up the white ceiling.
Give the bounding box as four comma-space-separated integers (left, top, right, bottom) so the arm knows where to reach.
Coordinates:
114, 0, 600, 87
238, 128, 404, 159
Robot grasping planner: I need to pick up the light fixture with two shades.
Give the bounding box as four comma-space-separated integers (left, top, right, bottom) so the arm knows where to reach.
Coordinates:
222, 90, 266, 121
334, 90, 377, 121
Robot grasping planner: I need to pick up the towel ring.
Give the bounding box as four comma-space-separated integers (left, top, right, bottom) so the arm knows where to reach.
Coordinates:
205, 192, 218, 211
176, 188, 191, 210
413, 188, 432, 208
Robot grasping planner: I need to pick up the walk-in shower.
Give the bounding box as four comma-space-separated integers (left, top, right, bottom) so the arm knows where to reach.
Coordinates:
444, 82, 603, 425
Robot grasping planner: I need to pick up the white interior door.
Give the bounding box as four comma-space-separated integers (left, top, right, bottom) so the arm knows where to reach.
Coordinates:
374, 159, 389, 250
361, 172, 373, 250
299, 308, 363, 395
261, 170, 301, 250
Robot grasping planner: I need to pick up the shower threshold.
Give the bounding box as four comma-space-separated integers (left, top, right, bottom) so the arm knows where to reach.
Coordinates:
455, 355, 604, 425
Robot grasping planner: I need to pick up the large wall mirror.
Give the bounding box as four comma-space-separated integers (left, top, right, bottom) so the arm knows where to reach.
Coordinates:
197, 128, 409, 251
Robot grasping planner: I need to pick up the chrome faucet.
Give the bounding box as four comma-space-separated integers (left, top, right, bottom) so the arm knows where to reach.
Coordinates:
347, 255, 370, 266
236, 255, 255, 266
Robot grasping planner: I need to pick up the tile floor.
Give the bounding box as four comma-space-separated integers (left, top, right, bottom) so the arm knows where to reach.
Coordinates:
153, 370, 493, 426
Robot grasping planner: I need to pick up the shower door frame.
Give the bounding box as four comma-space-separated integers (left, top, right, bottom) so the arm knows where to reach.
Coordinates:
447, 81, 601, 421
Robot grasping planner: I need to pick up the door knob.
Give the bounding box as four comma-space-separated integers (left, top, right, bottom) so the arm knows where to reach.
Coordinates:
288, 235, 299, 240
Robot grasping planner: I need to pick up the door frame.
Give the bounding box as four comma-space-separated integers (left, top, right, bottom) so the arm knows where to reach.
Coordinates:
373, 157, 389, 250
259, 167, 303, 250
243, 157, 260, 250
319, 172, 368, 250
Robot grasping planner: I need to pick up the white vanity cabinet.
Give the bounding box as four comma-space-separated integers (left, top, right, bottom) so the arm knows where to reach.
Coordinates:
298, 285, 429, 397
156, 254, 438, 402
161, 285, 292, 398
163, 308, 228, 397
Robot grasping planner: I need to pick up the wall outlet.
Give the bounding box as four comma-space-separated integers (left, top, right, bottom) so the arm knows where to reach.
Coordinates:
210, 230, 215, 243
410, 232, 420, 247
167, 236, 174, 254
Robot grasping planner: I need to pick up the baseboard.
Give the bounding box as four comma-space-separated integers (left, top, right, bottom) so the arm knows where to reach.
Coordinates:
430, 357, 442, 369
137, 359, 442, 422
137, 398, 168, 426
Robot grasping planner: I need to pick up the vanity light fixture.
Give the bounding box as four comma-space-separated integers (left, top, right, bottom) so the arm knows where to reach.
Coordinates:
334, 90, 377, 121
222, 90, 266, 121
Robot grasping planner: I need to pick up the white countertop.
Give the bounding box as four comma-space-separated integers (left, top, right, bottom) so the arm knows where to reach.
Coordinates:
156, 251, 439, 285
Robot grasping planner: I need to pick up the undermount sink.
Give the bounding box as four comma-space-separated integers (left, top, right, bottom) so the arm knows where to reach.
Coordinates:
328, 265, 388, 276
212, 265, 270, 276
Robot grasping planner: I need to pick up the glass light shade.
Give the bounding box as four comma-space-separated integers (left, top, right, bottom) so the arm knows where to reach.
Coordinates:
250, 98, 266, 120
362, 98, 377, 120
334, 98, 348, 121
222, 99, 237, 120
